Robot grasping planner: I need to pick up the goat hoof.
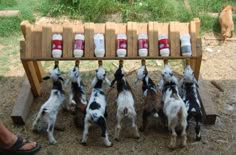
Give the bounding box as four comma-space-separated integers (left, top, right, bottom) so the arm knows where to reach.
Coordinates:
168, 144, 176, 150
139, 127, 144, 132
106, 143, 113, 147
114, 138, 119, 142
196, 136, 201, 141
80, 142, 87, 146
49, 140, 57, 145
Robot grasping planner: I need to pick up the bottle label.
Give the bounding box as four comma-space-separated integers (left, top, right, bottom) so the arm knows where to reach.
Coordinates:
117, 39, 127, 49
159, 39, 169, 50
139, 39, 148, 49
74, 39, 84, 51
52, 40, 63, 50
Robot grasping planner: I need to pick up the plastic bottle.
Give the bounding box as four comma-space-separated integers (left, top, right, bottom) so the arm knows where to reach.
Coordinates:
138, 33, 148, 57
74, 34, 84, 57
94, 33, 105, 57
116, 34, 127, 57
52, 34, 63, 58
180, 34, 192, 56
158, 34, 170, 56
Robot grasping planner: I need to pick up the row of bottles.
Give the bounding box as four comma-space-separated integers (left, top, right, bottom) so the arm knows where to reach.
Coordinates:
51, 33, 192, 58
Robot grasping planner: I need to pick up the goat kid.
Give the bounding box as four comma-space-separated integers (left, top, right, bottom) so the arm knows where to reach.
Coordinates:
158, 64, 188, 149
65, 64, 87, 128
219, 5, 234, 42
179, 65, 202, 141
135, 65, 163, 132
111, 64, 140, 141
32, 64, 65, 144
80, 66, 112, 147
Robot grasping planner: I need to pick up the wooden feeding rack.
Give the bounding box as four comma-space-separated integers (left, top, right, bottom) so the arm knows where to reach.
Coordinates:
12, 18, 217, 125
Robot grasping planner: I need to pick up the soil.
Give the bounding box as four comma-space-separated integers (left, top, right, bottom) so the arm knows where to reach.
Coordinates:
0, 20, 236, 155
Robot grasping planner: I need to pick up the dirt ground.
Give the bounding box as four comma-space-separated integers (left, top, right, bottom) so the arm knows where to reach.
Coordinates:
0, 24, 236, 154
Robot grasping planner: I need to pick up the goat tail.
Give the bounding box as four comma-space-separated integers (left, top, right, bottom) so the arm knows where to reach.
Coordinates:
123, 107, 128, 116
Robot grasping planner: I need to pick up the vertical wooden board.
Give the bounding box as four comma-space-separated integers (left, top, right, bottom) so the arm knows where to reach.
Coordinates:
148, 22, 157, 57
194, 18, 200, 38
105, 22, 115, 57
31, 25, 42, 58
196, 38, 202, 56
25, 24, 32, 59
42, 25, 52, 58
153, 22, 159, 56
169, 22, 177, 56
137, 23, 147, 34
177, 23, 189, 34
115, 23, 127, 34
175, 22, 180, 57
84, 23, 94, 58
63, 25, 73, 58
127, 22, 137, 57
73, 23, 84, 33
22, 60, 41, 97
190, 21, 197, 56
190, 59, 197, 77
20, 20, 30, 39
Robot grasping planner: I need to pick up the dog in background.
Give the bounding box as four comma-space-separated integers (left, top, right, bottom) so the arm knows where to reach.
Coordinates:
219, 5, 234, 42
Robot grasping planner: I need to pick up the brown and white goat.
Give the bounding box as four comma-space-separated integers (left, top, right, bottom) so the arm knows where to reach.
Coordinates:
158, 64, 188, 149
32, 64, 65, 144
219, 5, 234, 42
135, 65, 163, 132
179, 65, 202, 141
65, 64, 87, 128
110, 64, 140, 141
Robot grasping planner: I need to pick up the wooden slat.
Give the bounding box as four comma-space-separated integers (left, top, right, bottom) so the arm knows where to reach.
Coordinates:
42, 25, 52, 58
190, 21, 197, 56
31, 25, 42, 58
20, 20, 30, 39
105, 22, 116, 57
194, 18, 200, 38
11, 78, 34, 125
33, 61, 45, 83
115, 23, 127, 34
153, 22, 159, 56
84, 23, 94, 58
169, 22, 179, 56
25, 24, 32, 59
21, 60, 41, 96
177, 22, 189, 34
198, 77, 218, 124
73, 23, 84, 33
148, 22, 157, 57
127, 22, 137, 57
63, 24, 73, 58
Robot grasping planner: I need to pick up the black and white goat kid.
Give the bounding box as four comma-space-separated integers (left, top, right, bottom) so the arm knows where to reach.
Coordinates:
32, 64, 65, 144
111, 64, 140, 141
65, 64, 87, 128
80, 66, 112, 147
179, 65, 202, 141
135, 65, 163, 132
158, 64, 188, 149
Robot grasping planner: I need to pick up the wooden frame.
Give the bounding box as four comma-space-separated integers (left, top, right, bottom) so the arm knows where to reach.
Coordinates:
14, 18, 217, 125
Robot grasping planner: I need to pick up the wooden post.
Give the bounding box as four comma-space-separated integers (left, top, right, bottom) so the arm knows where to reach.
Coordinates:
63, 24, 73, 58
21, 60, 41, 96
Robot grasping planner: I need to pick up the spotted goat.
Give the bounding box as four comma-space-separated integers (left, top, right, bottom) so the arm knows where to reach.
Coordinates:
65, 64, 87, 128
158, 64, 188, 149
32, 64, 65, 144
179, 65, 202, 141
135, 65, 163, 132
110, 64, 140, 140
80, 66, 112, 147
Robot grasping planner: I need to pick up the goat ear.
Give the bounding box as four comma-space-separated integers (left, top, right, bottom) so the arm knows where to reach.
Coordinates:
232, 6, 235, 11
222, 5, 226, 9
110, 79, 116, 88
59, 76, 64, 82
96, 69, 98, 72
43, 76, 50, 80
